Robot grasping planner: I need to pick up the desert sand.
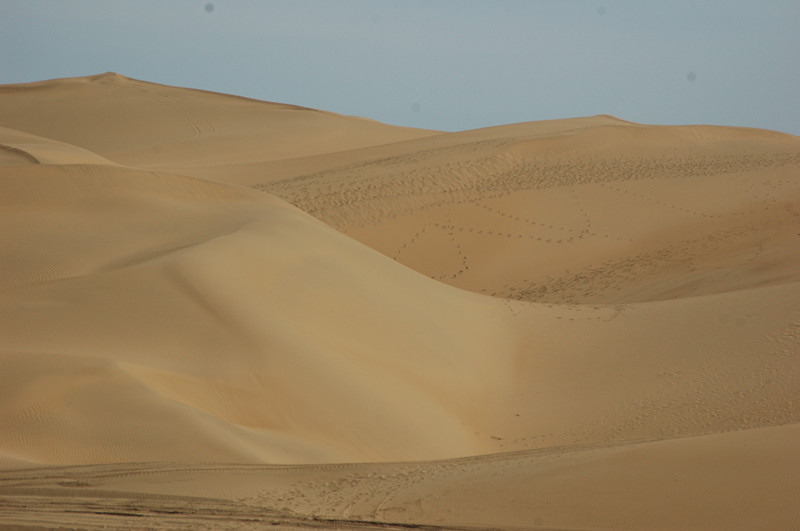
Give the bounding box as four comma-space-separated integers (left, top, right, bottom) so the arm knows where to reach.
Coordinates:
1, 73, 799, 529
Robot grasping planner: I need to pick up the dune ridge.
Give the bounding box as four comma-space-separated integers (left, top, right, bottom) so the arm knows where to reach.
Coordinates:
1, 74, 799, 529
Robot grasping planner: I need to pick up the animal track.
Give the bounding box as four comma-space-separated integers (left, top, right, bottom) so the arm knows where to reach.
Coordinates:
253, 135, 800, 303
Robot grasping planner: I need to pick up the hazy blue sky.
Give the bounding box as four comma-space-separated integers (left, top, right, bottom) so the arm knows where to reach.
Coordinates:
2, 1, 799, 134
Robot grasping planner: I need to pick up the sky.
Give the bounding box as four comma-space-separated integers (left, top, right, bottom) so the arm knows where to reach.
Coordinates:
2, 0, 799, 134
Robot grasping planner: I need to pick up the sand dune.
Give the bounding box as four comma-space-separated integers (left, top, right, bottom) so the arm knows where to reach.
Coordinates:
1, 74, 799, 529
255, 119, 800, 303
1, 162, 521, 464
0, 72, 438, 168
0, 126, 116, 165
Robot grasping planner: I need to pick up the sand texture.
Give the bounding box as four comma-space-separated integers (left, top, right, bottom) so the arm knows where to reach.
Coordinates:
1, 73, 799, 529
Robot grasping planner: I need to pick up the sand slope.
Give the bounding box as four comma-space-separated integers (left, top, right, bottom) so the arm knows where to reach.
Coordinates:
2, 74, 799, 529
3, 424, 798, 530
0, 72, 439, 168
255, 118, 800, 303
1, 161, 520, 464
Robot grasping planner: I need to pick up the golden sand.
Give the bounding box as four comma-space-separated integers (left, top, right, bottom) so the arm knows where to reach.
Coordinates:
1, 74, 799, 529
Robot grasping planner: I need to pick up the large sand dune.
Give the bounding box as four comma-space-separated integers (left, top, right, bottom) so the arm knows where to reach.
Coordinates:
1, 74, 799, 529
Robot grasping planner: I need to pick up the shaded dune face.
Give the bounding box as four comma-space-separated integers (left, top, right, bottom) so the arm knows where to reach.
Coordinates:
0, 71, 799, 513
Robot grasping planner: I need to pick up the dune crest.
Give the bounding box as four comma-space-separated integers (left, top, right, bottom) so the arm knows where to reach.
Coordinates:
1, 74, 799, 529
0, 73, 440, 169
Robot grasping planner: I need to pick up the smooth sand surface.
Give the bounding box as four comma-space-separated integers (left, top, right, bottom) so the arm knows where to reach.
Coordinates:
1, 73, 799, 529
